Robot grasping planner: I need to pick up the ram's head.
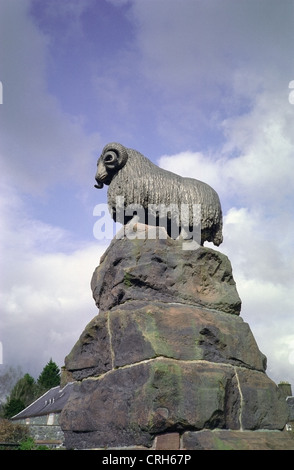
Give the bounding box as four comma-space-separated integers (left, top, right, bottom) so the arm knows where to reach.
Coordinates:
94, 142, 128, 189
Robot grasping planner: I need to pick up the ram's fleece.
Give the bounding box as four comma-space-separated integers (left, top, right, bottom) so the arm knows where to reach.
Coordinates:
95, 142, 223, 246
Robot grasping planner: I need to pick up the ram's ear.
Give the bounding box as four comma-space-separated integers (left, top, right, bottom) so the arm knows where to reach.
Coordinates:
102, 142, 128, 169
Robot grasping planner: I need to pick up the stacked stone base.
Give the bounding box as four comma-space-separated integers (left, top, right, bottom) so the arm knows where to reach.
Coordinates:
61, 355, 290, 449
61, 302, 288, 449
61, 230, 292, 450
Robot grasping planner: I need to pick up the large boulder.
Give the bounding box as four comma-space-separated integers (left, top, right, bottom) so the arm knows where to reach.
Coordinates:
61, 357, 288, 449
183, 430, 294, 450
91, 228, 241, 315
64, 301, 266, 380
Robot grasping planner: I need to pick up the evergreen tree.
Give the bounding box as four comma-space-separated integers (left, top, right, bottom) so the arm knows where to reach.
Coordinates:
3, 398, 25, 419
37, 359, 60, 391
10, 373, 36, 405
1, 360, 60, 419
2, 373, 36, 418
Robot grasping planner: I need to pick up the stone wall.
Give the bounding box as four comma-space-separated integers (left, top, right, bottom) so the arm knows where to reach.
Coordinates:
14, 413, 64, 445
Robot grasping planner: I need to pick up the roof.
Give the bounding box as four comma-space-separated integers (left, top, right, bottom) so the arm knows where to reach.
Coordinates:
11, 382, 74, 420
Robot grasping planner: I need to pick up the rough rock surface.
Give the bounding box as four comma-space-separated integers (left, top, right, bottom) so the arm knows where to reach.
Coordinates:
62, 358, 289, 449
61, 227, 290, 449
183, 430, 294, 450
65, 302, 266, 380
91, 228, 242, 315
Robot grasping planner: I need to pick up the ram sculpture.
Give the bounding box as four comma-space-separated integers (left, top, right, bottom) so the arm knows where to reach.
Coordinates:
94, 142, 223, 246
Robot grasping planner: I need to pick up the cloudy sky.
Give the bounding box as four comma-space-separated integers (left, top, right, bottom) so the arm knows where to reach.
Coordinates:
0, 0, 294, 389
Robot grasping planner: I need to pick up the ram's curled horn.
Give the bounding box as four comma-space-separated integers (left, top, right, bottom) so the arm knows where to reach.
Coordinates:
102, 142, 129, 168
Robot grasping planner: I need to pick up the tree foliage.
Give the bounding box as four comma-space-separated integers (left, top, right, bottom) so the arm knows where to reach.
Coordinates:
2, 398, 25, 419
2, 373, 36, 419
37, 358, 60, 391
0, 418, 29, 443
0, 359, 60, 419
9, 373, 36, 405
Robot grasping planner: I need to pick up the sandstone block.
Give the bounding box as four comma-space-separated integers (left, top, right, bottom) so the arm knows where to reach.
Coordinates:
155, 433, 180, 450
64, 314, 112, 380
61, 356, 288, 449
109, 301, 266, 371
61, 358, 240, 449
237, 368, 289, 430
63, 300, 266, 382
182, 430, 294, 450
91, 236, 241, 315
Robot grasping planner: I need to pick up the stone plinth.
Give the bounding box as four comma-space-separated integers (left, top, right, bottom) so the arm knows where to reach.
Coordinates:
60, 227, 290, 450
91, 228, 241, 315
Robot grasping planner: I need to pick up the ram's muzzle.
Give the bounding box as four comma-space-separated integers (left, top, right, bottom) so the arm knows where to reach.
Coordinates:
94, 158, 108, 189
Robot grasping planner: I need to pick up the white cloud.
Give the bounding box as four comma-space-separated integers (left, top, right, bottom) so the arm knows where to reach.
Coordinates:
0, 185, 107, 376
159, 151, 223, 195
222, 93, 294, 206
159, 84, 294, 208
1, 0, 294, 388
157, 84, 294, 385
130, 0, 294, 92
0, 1, 105, 377
119, 0, 294, 151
